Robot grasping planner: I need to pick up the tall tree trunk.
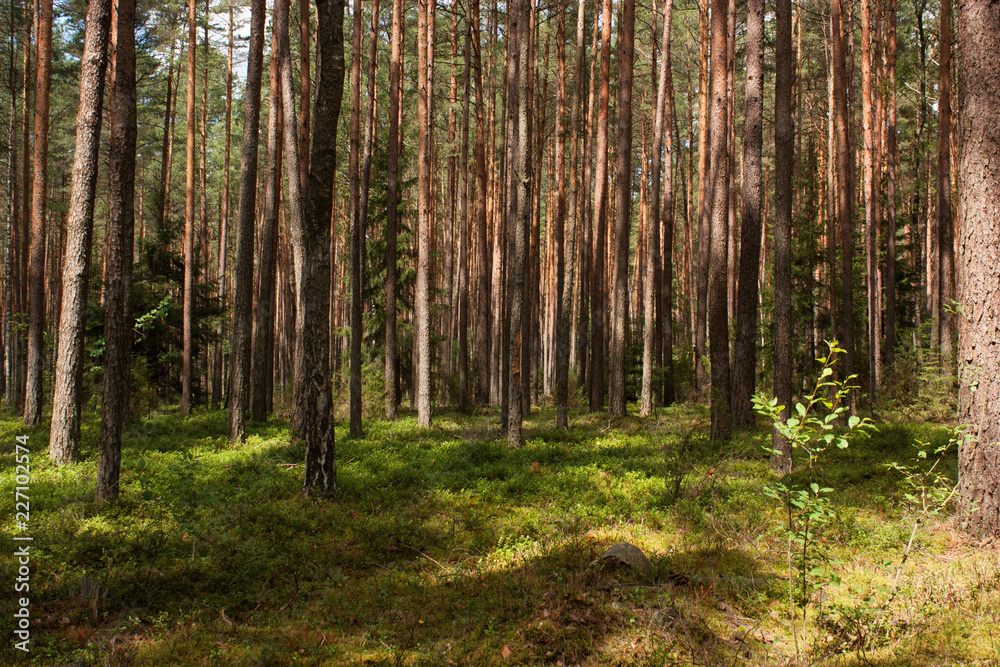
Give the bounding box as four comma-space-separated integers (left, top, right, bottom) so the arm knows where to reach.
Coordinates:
198, 0, 210, 399
832, 0, 856, 405
181, 0, 197, 416
609, 0, 635, 418
956, 0, 1000, 538
251, 26, 283, 423
97, 0, 136, 501
884, 0, 897, 370
694, 0, 711, 395
415, 0, 433, 426
213, 6, 234, 411
348, 0, 363, 437
48, 0, 111, 463
553, 1, 569, 428
862, 0, 879, 406
504, 0, 530, 445
456, 11, 471, 410
708, 0, 731, 441
23, 0, 51, 427
385, 0, 403, 418
299, 0, 311, 186
772, 0, 793, 468
588, 0, 612, 413
643, 0, 674, 416
302, 0, 345, 494
360, 0, 379, 302
937, 0, 954, 368
227, 0, 266, 441
472, 0, 491, 407
732, 0, 763, 429
278, 0, 308, 437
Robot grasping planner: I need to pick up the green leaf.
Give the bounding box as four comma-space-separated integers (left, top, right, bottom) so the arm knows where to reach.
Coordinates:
811, 482, 820, 494
848, 416, 860, 429
795, 403, 806, 417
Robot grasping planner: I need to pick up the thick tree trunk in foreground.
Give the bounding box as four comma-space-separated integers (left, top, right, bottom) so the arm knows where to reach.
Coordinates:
771, 0, 793, 469
732, 0, 763, 429
24, 0, 51, 427
48, 0, 111, 463
302, 0, 345, 494
97, 0, 136, 501
956, 0, 1000, 539
708, 0, 731, 441
609, 0, 635, 418
181, 0, 197, 416
228, 0, 266, 441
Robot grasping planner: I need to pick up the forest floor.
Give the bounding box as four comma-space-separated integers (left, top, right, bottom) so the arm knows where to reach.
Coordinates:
1, 394, 999, 666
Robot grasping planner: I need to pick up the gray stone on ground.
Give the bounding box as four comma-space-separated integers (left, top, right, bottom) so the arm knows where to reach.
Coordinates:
596, 542, 651, 576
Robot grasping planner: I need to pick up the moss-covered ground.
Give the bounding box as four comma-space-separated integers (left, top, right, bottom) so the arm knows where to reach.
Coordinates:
1, 400, 998, 665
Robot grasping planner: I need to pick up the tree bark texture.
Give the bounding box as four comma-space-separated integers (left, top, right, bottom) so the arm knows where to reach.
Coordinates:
251, 27, 284, 423
385, 0, 403, 419
302, 0, 345, 494
732, 0, 763, 429
708, 0, 731, 441
23, 0, 51, 427
228, 0, 266, 441
181, 0, 197, 416
48, 0, 111, 463
772, 0, 793, 469
97, 0, 136, 501
956, 0, 1000, 538
609, 0, 635, 418
589, 0, 612, 413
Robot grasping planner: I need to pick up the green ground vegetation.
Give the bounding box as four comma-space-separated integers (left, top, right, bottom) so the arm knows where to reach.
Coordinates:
1, 395, 998, 666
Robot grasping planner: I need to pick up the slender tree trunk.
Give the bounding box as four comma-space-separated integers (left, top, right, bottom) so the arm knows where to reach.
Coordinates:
588, 0, 612, 413
251, 28, 283, 423
553, 1, 569, 428
227, 0, 266, 441
772, 0, 793, 468
181, 0, 197, 416
708, 0, 731, 441
385, 0, 403, 418
360, 0, 379, 300
48, 0, 111, 463
456, 12, 471, 410
23, 0, 50, 427
504, 0, 530, 445
732, 0, 763, 429
643, 0, 674, 416
96, 0, 136, 501
694, 0, 711, 395
956, 0, 1000, 538
302, 0, 345, 494
937, 0, 954, 368
862, 0, 880, 407
609, 0, 635, 418
348, 0, 363, 437
415, 0, 433, 426
213, 7, 234, 411
832, 0, 856, 404
884, 0, 897, 370
299, 0, 311, 186
198, 0, 210, 399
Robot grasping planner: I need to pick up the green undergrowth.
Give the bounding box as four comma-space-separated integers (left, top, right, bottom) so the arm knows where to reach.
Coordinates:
1, 403, 998, 665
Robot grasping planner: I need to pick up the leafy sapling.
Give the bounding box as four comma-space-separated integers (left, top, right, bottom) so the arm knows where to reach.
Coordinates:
753, 341, 874, 659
